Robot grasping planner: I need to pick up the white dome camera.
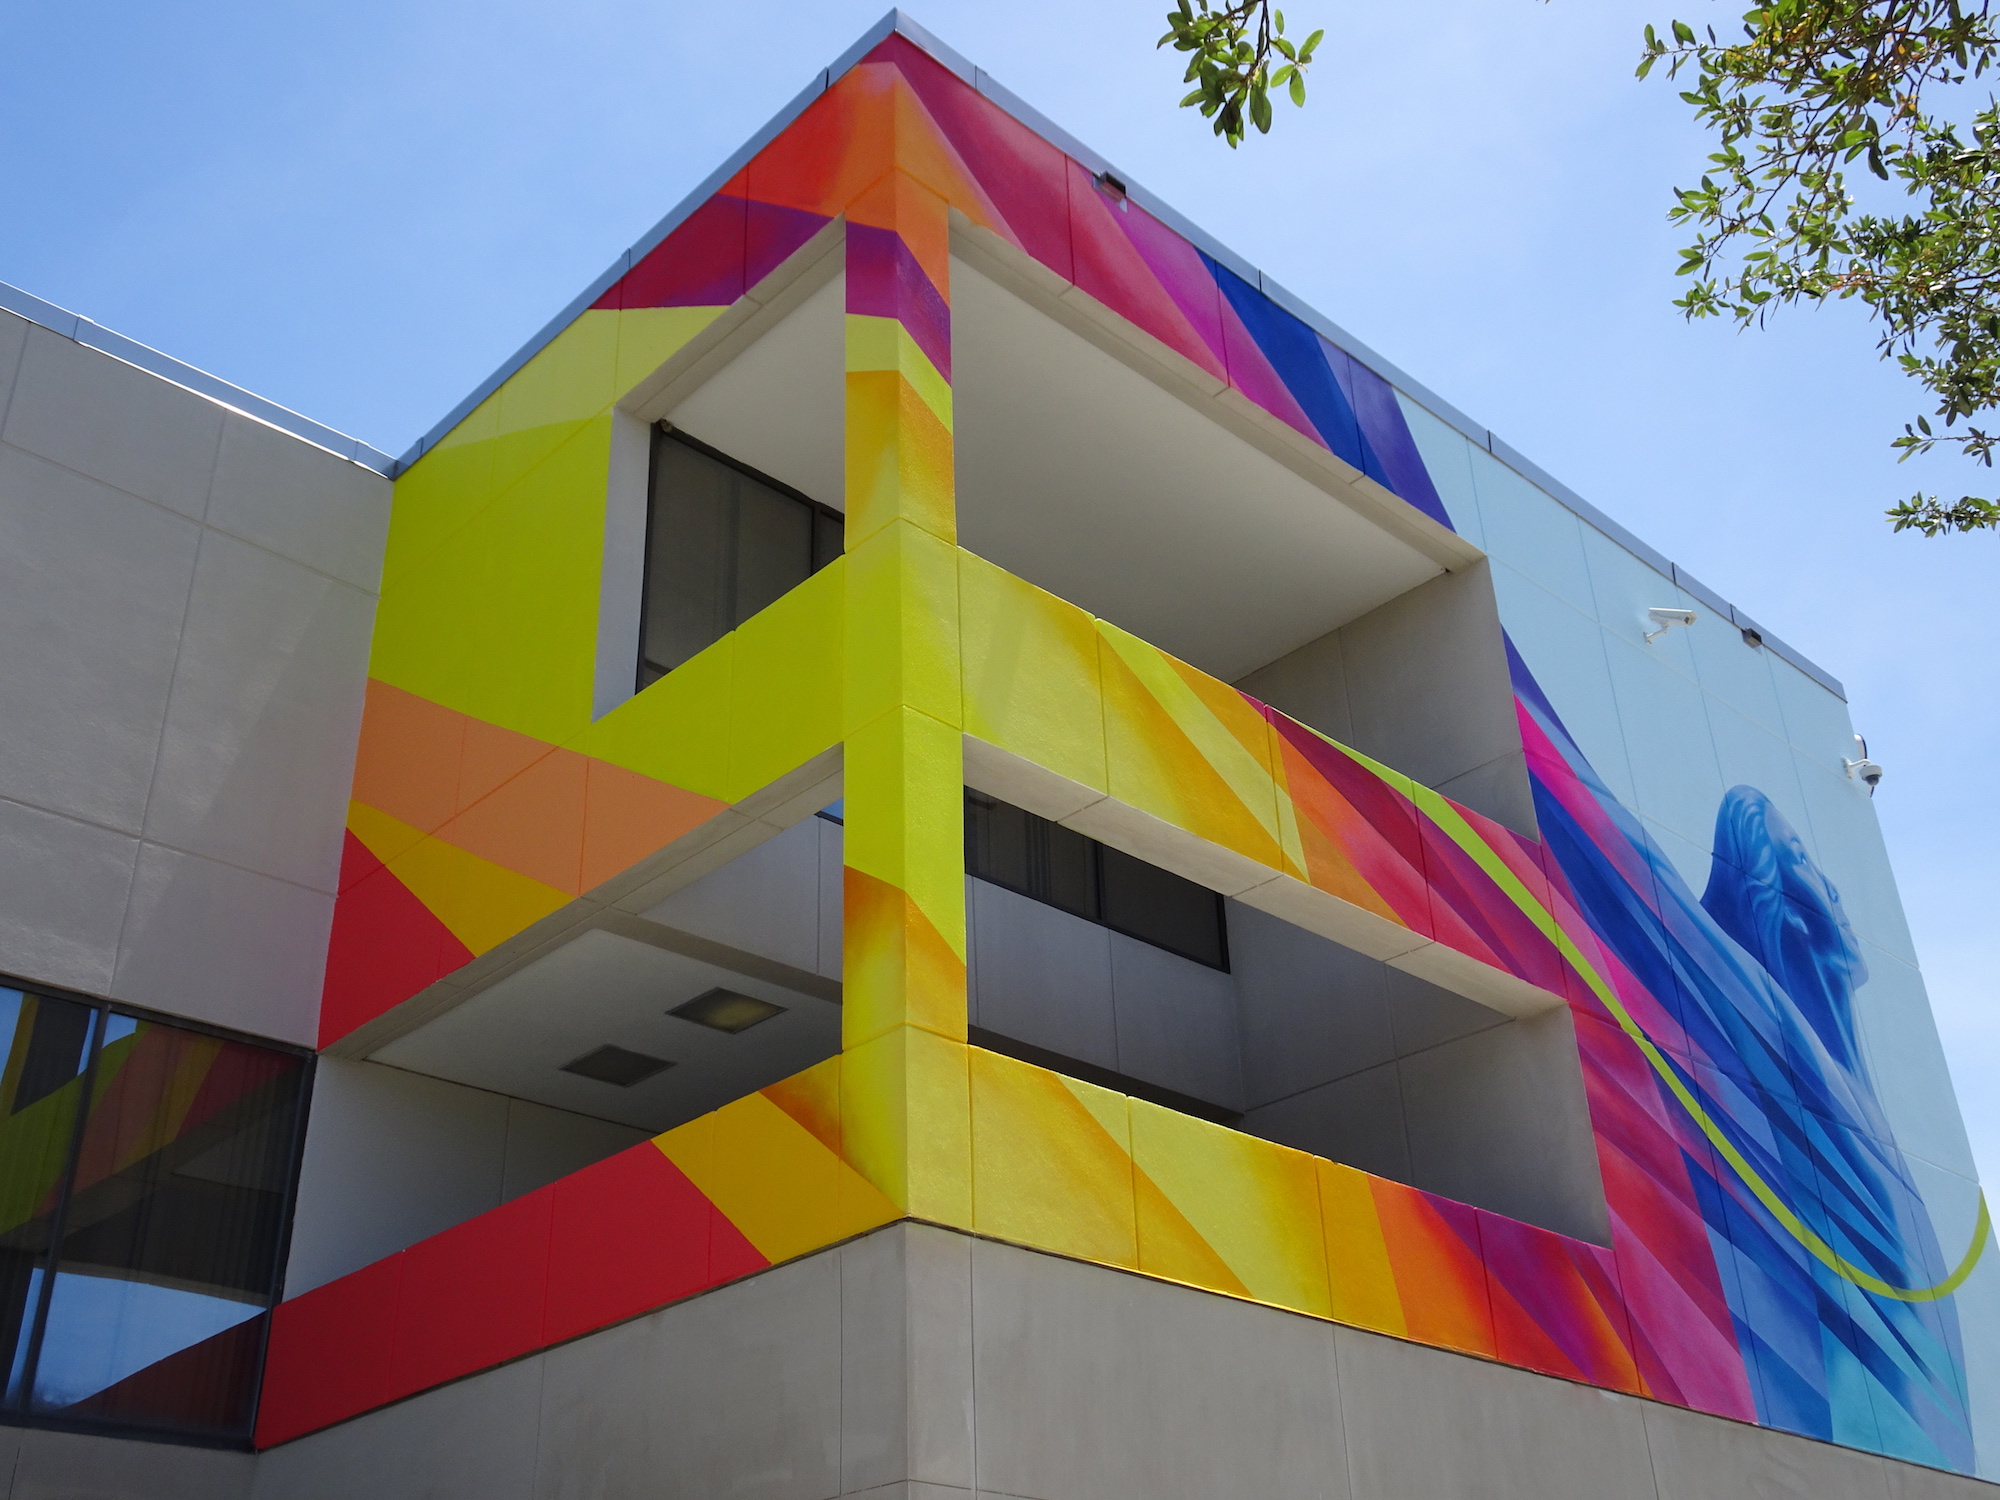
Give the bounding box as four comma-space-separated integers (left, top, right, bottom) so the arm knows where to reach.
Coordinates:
1844, 735, 1884, 795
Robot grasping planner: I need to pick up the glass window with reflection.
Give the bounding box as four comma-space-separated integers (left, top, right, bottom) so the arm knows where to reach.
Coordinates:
0, 985, 308, 1444
638, 427, 844, 687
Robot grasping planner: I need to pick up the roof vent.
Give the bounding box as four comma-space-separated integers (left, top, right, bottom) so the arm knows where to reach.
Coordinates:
560, 1044, 674, 1087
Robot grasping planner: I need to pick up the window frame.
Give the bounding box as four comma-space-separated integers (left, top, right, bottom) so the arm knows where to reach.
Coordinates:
0, 975, 315, 1451
635, 424, 846, 692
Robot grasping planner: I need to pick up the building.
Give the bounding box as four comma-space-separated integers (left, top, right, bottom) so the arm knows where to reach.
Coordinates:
0, 12, 1990, 1497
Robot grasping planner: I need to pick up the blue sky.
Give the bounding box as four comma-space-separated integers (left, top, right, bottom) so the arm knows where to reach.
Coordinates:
5, 1, 1995, 1180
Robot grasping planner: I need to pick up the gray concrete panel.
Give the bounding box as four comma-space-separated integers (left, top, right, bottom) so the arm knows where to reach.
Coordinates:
13, 1425, 255, 1500
1434, 748, 1536, 833
2, 327, 222, 521
1239, 561, 1536, 836
139, 531, 373, 894
1230, 900, 1394, 1108
1339, 562, 1534, 833
1384, 965, 1508, 1054
239, 1224, 2000, 1500
0, 797, 138, 997
252, 1355, 543, 1500
1884, 1458, 2000, 1499
966, 880, 1117, 1073
1644, 1400, 1891, 1499
283, 1058, 510, 1295
113, 842, 331, 1044
0, 445, 199, 833
900, 1227, 977, 1490
207, 412, 392, 591
839, 1224, 975, 1494
533, 1244, 845, 1500
0, 312, 28, 425
1244, 1060, 1411, 1184
499, 1098, 650, 1201
969, 1234, 1348, 1500
531, 1312, 663, 1500
642, 815, 825, 974
1336, 1322, 1657, 1500
1236, 626, 1351, 745
646, 1247, 843, 1500
1398, 1009, 1610, 1244
1109, 933, 1243, 1111
842, 1227, 919, 1496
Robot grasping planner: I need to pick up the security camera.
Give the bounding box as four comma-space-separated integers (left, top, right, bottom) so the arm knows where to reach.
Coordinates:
1844, 734, 1884, 795
1644, 606, 1697, 644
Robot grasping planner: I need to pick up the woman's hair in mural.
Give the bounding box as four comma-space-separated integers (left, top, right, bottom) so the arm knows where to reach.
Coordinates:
1702, 786, 1868, 1076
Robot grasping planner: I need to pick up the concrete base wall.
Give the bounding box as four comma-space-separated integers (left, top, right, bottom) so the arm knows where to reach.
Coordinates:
23, 1223, 1995, 1499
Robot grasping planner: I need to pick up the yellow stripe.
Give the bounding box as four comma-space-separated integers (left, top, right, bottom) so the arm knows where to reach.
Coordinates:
846, 315, 952, 433
1099, 626, 1286, 853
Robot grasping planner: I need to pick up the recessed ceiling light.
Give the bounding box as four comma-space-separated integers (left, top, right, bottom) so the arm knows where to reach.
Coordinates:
670, 988, 786, 1034
559, 1044, 674, 1087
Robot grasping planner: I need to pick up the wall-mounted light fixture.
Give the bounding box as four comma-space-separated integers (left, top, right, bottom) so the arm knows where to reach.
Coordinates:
1644, 606, 1696, 644
1844, 734, 1884, 795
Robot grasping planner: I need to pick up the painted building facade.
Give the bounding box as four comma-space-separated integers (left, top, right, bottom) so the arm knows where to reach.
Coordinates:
0, 13, 1990, 1498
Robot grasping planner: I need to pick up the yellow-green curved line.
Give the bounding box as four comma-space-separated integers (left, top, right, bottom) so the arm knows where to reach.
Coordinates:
1171, 676, 1989, 1303
1414, 787, 1991, 1304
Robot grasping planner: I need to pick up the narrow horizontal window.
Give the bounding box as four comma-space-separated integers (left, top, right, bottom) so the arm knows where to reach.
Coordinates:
638, 427, 843, 688
964, 791, 1228, 971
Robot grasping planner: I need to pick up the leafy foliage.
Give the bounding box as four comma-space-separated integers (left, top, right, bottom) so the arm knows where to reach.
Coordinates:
1160, 0, 1322, 147
1640, 2, 2000, 533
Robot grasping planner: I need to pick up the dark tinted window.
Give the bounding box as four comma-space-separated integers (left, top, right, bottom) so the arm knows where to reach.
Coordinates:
1099, 846, 1229, 969
0, 989, 308, 1444
964, 792, 1228, 971
639, 429, 844, 686
964, 793, 1098, 922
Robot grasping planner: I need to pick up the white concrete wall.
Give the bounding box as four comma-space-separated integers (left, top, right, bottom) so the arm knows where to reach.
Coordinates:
967, 879, 1606, 1242
238, 1223, 1993, 1500
285, 1058, 649, 1295
1238, 560, 1535, 835
967, 876, 1241, 1110
1232, 902, 1609, 1244
0, 309, 390, 1046
640, 813, 844, 982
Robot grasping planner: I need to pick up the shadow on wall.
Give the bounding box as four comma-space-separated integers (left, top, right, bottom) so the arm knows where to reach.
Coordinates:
1238, 561, 1536, 838
964, 794, 1606, 1244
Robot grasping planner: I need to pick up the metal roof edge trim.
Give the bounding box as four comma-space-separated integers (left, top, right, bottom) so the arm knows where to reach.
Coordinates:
393, 9, 1851, 700
1480, 432, 1844, 697
0, 280, 396, 475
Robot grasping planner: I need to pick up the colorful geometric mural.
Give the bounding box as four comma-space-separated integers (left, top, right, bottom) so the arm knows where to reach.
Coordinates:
266, 20, 1991, 1481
